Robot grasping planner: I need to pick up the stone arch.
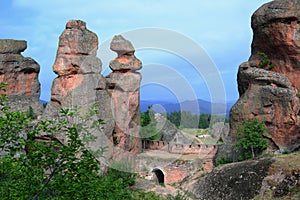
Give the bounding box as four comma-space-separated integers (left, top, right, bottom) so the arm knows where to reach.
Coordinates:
151, 167, 165, 184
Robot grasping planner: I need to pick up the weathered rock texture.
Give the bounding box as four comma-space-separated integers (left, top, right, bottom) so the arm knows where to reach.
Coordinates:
154, 113, 191, 144
183, 151, 300, 200
44, 20, 114, 158
249, 0, 300, 91
230, 0, 300, 152
230, 62, 300, 152
107, 35, 142, 153
0, 39, 43, 115
180, 157, 274, 200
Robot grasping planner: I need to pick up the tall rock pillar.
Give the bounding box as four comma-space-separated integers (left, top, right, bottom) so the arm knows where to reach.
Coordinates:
107, 35, 142, 153
44, 20, 114, 157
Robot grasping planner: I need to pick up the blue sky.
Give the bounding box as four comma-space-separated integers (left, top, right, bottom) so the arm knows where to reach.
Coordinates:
0, 0, 271, 103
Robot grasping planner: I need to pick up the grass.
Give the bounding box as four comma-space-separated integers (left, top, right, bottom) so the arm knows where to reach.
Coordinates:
253, 151, 300, 200
181, 128, 218, 144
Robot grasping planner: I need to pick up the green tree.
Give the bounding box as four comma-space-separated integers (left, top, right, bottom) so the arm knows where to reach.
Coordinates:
167, 111, 181, 127
0, 83, 168, 199
140, 106, 162, 140
234, 118, 268, 159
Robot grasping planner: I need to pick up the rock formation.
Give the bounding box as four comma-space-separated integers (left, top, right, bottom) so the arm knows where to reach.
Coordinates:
180, 157, 273, 200
44, 20, 114, 157
0, 39, 43, 115
229, 0, 300, 152
231, 62, 300, 151
249, 0, 300, 91
183, 151, 300, 200
154, 113, 191, 144
106, 35, 142, 153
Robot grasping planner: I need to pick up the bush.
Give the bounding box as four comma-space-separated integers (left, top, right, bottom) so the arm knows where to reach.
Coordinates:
258, 52, 275, 70
234, 118, 268, 159
215, 155, 233, 166
0, 83, 164, 199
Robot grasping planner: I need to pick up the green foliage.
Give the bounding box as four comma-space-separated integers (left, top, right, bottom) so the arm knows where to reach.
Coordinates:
167, 111, 228, 129
140, 106, 163, 140
26, 106, 37, 120
296, 92, 300, 98
234, 118, 268, 159
258, 52, 275, 70
215, 156, 233, 167
166, 191, 192, 200
0, 101, 105, 199
0, 84, 164, 199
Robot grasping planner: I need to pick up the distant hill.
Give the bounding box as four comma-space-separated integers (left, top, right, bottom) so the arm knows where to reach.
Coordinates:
40, 99, 235, 117
140, 99, 235, 117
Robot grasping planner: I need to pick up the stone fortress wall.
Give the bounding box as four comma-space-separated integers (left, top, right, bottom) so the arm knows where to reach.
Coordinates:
142, 139, 217, 155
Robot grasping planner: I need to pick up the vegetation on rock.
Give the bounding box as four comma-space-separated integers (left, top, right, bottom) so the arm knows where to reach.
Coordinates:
258, 51, 275, 70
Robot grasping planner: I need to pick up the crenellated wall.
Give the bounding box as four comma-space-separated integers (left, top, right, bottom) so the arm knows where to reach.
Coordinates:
142, 139, 218, 155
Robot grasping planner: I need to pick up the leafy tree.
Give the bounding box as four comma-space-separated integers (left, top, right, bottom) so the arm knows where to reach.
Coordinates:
140, 106, 163, 140
167, 111, 228, 129
234, 118, 268, 159
167, 111, 181, 127
0, 83, 164, 199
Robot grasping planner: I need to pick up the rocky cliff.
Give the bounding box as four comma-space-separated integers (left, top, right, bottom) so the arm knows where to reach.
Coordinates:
0, 39, 43, 116
230, 0, 300, 152
249, 0, 300, 91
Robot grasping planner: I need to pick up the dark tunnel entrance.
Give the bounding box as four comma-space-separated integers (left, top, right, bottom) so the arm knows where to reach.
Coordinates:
152, 168, 165, 184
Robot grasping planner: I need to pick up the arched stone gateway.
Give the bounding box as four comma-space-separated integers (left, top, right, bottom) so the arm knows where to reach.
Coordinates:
151, 168, 165, 184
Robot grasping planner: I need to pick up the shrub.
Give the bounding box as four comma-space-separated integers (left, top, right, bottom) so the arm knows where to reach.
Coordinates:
258, 52, 275, 70
234, 118, 268, 159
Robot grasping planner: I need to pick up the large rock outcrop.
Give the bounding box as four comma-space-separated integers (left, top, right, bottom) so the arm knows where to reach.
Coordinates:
0, 39, 43, 115
249, 0, 300, 91
230, 0, 300, 152
230, 62, 300, 152
180, 157, 273, 200
106, 35, 142, 153
154, 113, 191, 144
44, 20, 114, 157
182, 151, 300, 200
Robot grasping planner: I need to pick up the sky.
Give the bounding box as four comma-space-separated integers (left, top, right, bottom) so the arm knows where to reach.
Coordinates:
0, 0, 271, 103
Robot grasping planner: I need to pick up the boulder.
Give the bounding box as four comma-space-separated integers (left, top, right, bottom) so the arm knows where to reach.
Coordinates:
0, 39, 43, 116
249, 0, 300, 91
180, 157, 273, 200
110, 35, 135, 56
0, 39, 27, 54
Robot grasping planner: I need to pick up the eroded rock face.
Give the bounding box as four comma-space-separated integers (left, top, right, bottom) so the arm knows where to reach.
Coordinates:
107, 35, 142, 153
154, 113, 191, 144
44, 20, 114, 158
249, 0, 300, 91
0, 39, 43, 115
230, 62, 300, 152
180, 157, 273, 200
230, 0, 300, 153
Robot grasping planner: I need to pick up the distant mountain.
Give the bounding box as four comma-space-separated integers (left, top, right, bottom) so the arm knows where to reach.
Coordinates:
140, 99, 236, 117
40, 98, 236, 117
